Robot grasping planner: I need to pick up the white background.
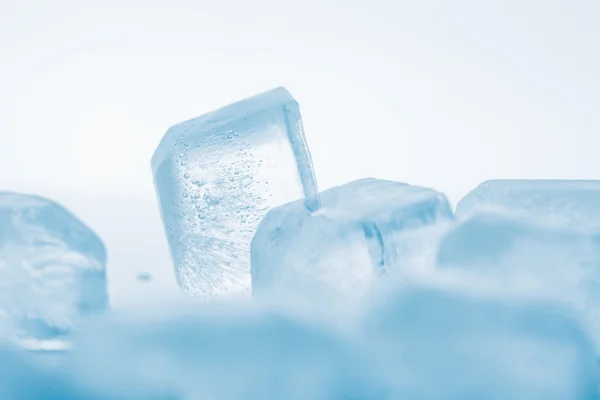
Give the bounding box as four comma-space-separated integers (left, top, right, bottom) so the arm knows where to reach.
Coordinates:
2, 1, 599, 306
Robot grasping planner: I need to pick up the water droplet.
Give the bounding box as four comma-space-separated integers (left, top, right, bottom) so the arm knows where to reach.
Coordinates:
229, 177, 234, 182
234, 170, 240, 175
241, 217, 247, 223
137, 272, 152, 282
234, 132, 239, 136
197, 213, 206, 219
184, 173, 190, 179
182, 192, 189, 198
227, 135, 233, 139
181, 160, 188, 166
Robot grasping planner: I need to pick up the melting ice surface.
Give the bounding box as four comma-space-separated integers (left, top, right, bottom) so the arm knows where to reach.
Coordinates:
251, 178, 453, 303
152, 87, 318, 297
0, 192, 107, 344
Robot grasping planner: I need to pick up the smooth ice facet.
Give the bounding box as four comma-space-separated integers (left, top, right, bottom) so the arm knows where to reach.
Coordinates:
152, 87, 318, 297
456, 180, 600, 229
0, 193, 107, 343
251, 178, 453, 302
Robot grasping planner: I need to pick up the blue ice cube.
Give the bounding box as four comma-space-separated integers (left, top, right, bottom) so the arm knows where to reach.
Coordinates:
0, 192, 107, 343
437, 210, 600, 272
436, 210, 600, 335
251, 178, 453, 301
457, 180, 600, 229
152, 88, 318, 297
366, 285, 599, 399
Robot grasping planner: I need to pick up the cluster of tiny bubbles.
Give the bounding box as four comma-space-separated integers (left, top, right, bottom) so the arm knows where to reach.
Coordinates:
225, 130, 239, 140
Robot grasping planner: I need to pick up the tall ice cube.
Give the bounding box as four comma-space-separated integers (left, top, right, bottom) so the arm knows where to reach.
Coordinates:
152, 88, 318, 296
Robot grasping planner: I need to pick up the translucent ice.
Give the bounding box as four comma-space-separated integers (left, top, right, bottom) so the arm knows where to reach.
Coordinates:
0, 192, 107, 343
152, 87, 318, 297
365, 284, 600, 399
457, 180, 600, 229
436, 210, 600, 335
7, 283, 594, 400
67, 304, 373, 400
251, 178, 453, 302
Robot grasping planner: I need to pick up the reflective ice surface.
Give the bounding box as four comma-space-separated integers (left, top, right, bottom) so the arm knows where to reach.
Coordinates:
152, 88, 318, 297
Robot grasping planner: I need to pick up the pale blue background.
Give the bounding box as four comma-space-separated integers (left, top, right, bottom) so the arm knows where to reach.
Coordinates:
1, 0, 599, 306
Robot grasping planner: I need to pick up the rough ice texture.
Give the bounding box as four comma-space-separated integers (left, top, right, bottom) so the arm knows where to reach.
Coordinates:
0, 193, 107, 342
251, 178, 454, 302
152, 87, 318, 297
456, 180, 600, 230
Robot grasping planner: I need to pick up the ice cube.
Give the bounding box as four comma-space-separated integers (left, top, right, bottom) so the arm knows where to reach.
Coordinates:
366, 285, 600, 399
251, 178, 453, 303
436, 210, 600, 336
152, 88, 318, 297
457, 180, 600, 230
0, 192, 107, 343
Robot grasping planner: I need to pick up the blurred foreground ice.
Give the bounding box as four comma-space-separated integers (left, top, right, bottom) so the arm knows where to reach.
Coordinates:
1, 278, 598, 399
